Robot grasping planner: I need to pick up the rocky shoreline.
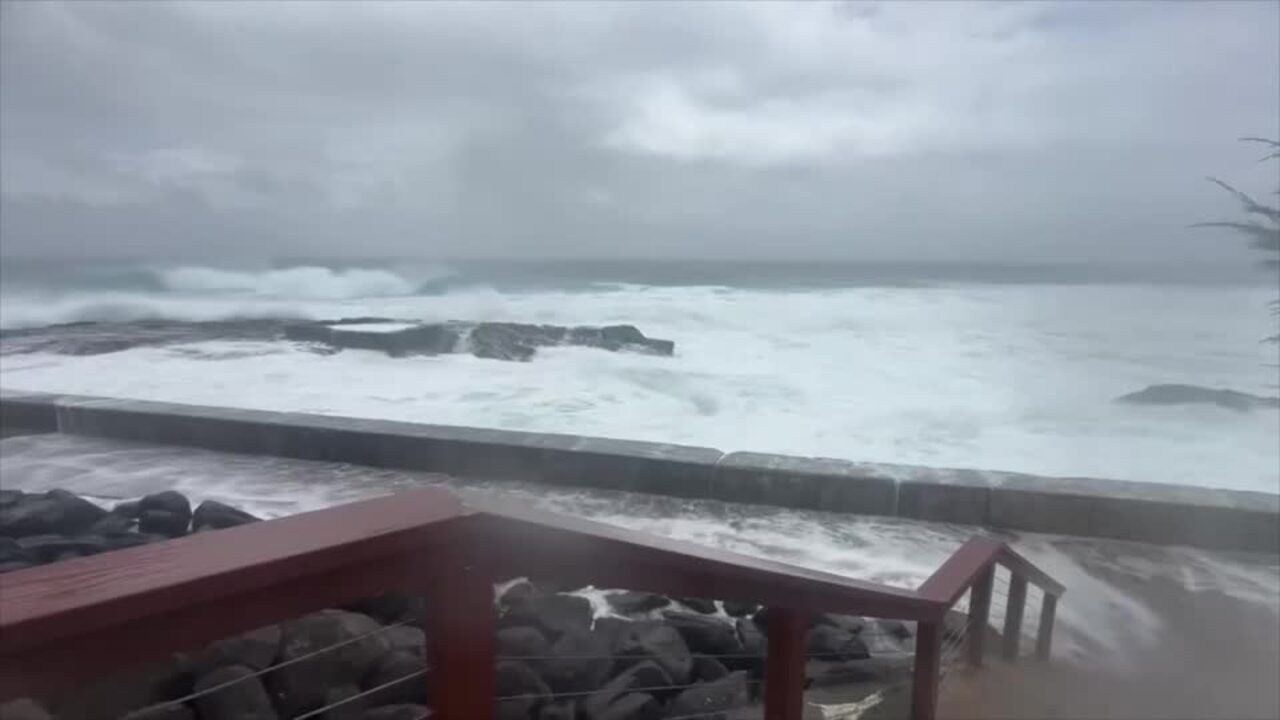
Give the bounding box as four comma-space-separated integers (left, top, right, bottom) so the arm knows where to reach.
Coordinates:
1, 489, 920, 720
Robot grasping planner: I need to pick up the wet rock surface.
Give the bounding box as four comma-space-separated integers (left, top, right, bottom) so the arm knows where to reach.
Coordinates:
0, 317, 675, 362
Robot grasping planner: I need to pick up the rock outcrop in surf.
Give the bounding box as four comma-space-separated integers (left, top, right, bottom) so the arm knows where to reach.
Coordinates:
1115, 383, 1279, 411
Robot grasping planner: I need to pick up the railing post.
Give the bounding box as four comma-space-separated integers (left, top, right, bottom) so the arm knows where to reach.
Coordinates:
966, 565, 994, 666
425, 561, 497, 720
1035, 593, 1057, 661
1002, 574, 1028, 661
764, 607, 807, 720
911, 619, 943, 720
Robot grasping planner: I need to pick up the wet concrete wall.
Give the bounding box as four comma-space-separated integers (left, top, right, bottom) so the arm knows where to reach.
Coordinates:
3, 389, 1276, 552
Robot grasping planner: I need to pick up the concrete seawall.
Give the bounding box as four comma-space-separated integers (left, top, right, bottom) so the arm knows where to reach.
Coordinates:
3, 389, 1276, 553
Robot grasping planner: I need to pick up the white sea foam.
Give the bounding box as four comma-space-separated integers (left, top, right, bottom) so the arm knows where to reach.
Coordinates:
2, 281, 1276, 492
158, 265, 420, 299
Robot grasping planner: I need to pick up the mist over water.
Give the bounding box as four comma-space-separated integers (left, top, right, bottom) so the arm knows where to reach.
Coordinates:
1, 259, 1276, 494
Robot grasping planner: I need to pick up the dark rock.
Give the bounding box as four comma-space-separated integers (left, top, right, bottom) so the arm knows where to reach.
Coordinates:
0, 698, 54, 720
584, 660, 672, 719
191, 500, 260, 531
16, 534, 108, 563
606, 591, 670, 616
112, 500, 142, 519
362, 651, 427, 707
284, 323, 334, 344
666, 670, 750, 718
0, 488, 107, 537
269, 610, 391, 717
805, 656, 914, 688
495, 660, 550, 719
385, 625, 426, 658
538, 700, 577, 720
733, 617, 767, 675
662, 611, 743, 657
360, 706, 429, 720
675, 597, 717, 614
592, 617, 635, 650
615, 622, 692, 685
502, 593, 592, 638
538, 629, 613, 694
120, 702, 195, 720
192, 664, 277, 720
346, 592, 423, 625
193, 624, 281, 674
468, 324, 537, 362
814, 613, 866, 635
499, 580, 537, 609
1116, 383, 1280, 411
873, 619, 913, 641
138, 510, 189, 538
806, 625, 870, 661
88, 513, 135, 535
721, 600, 756, 618
319, 684, 365, 720
0, 537, 33, 563
0, 490, 25, 508
103, 532, 166, 551
0, 560, 35, 574
139, 490, 191, 519
592, 693, 661, 720
692, 655, 730, 682
498, 626, 550, 660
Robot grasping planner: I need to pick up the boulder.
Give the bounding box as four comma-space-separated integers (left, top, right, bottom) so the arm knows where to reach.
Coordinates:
346, 592, 423, 625
318, 684, 365, 720
498, 626, 550, 660
362, 651, 427, 707
139, 491, 191, 521
269, 610, 391, 717
120, 702, 195, 720
874, 619, 913, 641
590, 693, 661, 720
605, 591, 670, 616
0, 537, 33, 564
88, 513, 135, 535
17, 534, 108, 562
0, 699, 54, 720
614, 622, 693, 685
112, 500, 142, 519
103, 532, 166, 551
662, 611, 743, 657
538, 701, 577, 720
666, 670, 750, 718
193, 625, 281, 674
814, 613, 866, 635
192, 500, 260, 531
733, 617, 767, 675
385, 625, 426, 658
692, 655, 730, 682
1116, 384, 1280, 411
138, 510, 189, 538
583, 660, 672, 719
498, 580, 537, 609
502, 593, 592, 638
495, 660, 550, 718
0, 489, 107, 537
192, 664, 277, 720
675, 597, 717, 614
538, 629, 613, 694
721, 601, 756, 618
468, 324, 537, 362
806, 625, 870, 661
361, 706, 429, 720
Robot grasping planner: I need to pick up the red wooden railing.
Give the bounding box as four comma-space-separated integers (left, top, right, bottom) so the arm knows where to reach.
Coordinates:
0, 488, 1064, 719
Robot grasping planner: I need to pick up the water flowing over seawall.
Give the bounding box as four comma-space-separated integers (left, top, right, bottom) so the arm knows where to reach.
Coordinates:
1, 260, 1276, 493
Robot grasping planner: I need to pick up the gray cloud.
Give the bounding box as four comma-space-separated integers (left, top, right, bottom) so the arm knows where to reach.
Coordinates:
1, 0, 1277, 263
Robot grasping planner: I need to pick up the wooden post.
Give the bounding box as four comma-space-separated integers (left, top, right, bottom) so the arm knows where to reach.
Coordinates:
1002, 574, 1027, 661
966, 566, 994, 667
425, 561, 497, 720
1035, 593, 1057, 661
764, 607, 808, 720
911, 620, 943, 720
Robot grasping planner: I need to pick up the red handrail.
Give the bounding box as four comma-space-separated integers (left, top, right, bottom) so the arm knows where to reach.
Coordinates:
0, 488, 1064, 719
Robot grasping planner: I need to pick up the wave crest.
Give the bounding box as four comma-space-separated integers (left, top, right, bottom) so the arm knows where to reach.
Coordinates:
158, 266, 420, 299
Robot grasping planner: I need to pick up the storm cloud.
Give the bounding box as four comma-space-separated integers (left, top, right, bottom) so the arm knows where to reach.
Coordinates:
1, 0, 1277, 262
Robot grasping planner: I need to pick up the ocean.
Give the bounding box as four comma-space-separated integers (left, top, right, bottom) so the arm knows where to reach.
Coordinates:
0, 258, 1276, 494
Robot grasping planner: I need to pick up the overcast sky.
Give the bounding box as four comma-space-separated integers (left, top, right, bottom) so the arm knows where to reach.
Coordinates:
1, 0, 1277, 263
